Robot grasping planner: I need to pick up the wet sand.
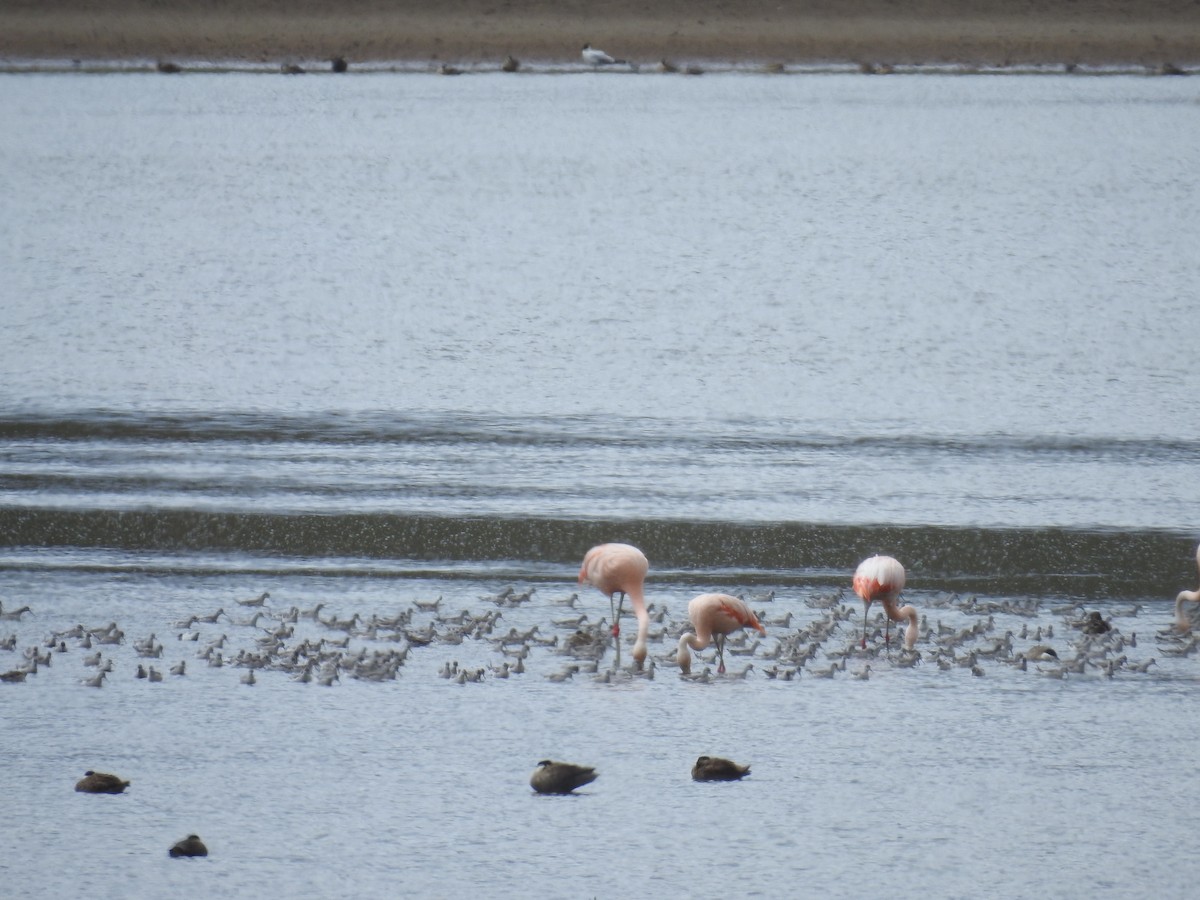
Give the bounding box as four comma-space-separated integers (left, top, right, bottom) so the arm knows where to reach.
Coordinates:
0, 1, 1198, 68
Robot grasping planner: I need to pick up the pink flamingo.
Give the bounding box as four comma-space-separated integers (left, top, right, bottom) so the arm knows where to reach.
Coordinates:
579, 543, 650, 670
676, 593, 766, 675
853, 554, 918, 650
1174, 543, 1200, 631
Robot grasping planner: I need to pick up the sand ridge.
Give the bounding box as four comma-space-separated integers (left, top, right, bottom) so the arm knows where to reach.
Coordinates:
1, 1, 1198, 67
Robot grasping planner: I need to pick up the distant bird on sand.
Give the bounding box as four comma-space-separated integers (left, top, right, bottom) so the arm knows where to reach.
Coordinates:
530, 760, 598, 794
502, 55, 520, 72
579, 543, 650, 670
169, 834, 208, 858
582, 44, 626, 67
853, 555, 918, 650
331, 56, 348, 73
1174, 543, 1200, 631
75, 770, 130, 794
692, 755, 751, 782
676, 593, 765, 675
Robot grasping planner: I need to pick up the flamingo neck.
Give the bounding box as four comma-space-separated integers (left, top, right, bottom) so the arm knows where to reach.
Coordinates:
676, 631, 711, 674
883, 600, 919, 649
1176, 590, 1200, 631
630, 597, 650, 666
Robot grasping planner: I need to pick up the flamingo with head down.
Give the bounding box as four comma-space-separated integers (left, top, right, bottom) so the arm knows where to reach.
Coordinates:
1174, 543, 1200, 631
676, 593, 766, 675
853, 554, 918, 650
579, 543, 650, 670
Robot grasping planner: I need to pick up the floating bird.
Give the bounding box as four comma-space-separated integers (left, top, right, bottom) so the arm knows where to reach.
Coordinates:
0, 605, 32, 621
691, 755, 750, 782
1174, 544, 1200, 631
331, 56, 348, 73
530, 760, 598, 794
1081, 611, 1112, 635
75, 770, 129, 793
676, 593, 766, 675
438, 63, 462, 76
237, 591, 270, 607
658, 58, 679, 73
1022, 645, 1059, 662
582, 44, 625, 67
853, 555, 918, 650
169, 834, 208, 858
280, 62, 305, 75
502, 55, 520, 73
579, 543, 650, 670
155, 60, 181, 74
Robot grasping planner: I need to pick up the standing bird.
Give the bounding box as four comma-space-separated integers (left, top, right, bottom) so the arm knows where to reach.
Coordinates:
75, 770, 130, 794
691, 755, 751, 782
853, 555, 918, 650
582, 44, 625, 67
1174, 543, 1200, 631
530, 759, 598, 795
676, 593, 766, 675
579, 543, 650, 670
169, 834, 208, 858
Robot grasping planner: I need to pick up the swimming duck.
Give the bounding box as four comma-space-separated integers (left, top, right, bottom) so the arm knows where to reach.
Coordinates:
691, 755, 751, 782
75, 770, 130, 793
530, 760, 597, 794
169, 834, 208, 857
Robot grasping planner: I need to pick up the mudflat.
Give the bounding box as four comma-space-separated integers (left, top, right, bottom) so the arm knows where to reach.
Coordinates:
1, 1, 1198, 67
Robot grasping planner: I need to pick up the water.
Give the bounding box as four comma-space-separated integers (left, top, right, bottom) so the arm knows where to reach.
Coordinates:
1, 71, 1200, 899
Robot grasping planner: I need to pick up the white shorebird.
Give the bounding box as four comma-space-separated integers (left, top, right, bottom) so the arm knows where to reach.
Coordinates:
582, 44, 625, 67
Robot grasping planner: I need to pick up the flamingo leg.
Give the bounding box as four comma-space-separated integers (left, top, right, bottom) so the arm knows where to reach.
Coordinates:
861, 601, 870, 649
611, 592, 626, 667
716, 633, 727, 674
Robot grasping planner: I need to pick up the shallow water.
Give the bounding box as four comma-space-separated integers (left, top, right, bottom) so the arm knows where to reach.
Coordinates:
1, 71, 1200, 898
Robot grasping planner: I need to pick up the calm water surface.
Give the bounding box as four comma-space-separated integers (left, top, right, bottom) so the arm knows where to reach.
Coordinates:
1, 71, 1199, 899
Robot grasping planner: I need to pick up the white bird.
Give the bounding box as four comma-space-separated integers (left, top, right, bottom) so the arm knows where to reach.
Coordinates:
582, 44, 624, 67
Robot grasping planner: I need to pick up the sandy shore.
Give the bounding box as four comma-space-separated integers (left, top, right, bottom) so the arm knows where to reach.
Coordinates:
0, 1, 1198, 68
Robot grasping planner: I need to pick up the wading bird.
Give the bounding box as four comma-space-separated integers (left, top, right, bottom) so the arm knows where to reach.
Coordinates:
853, 555, 918, 650
579, 543, 650, 670
1174, 543, 1200, 631
676, 593, 766, 675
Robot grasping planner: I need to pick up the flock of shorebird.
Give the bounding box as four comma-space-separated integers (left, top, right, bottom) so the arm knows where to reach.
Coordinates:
141, 44, 1194, 78
5, 541, 1200, 805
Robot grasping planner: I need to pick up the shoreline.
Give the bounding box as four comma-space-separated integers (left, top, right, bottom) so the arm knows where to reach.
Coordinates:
1, 3, 1199, 70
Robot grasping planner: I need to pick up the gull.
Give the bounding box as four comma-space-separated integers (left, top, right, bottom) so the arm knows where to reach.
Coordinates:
582, 44, 626, 67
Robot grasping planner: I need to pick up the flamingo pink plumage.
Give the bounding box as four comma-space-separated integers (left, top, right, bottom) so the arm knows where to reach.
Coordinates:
853, 554, 918, 650
676, 593, 766, 675
579, 543, 650, 669
1174, 543, 1200, 631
